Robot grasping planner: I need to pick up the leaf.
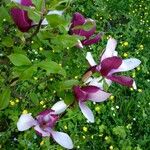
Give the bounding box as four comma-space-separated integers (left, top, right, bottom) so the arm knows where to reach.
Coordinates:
46, 14, 67, 27
28, 9, 41, 23
51, 35, 78, 51
64, 92, 74, 105
20, 66, 37, 80
8, 54, 32, 66
59, 79, 79, 91
0, 88, 11, 110
29, 92, 39, 105
2, 37, 14, 47
0, 6, 11, 24
37, 60, 66, 76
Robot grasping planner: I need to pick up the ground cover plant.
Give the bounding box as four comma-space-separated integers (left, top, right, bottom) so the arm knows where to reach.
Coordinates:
0, 0, 150, 149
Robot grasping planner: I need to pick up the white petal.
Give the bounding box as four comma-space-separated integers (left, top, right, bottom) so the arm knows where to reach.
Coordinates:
132, 81, 137, 90
79, 102, 94, 123
86, 52, 97, 66
101, 38, 117, 61
77, 40, 83, 48
105, 78, 112, 87
111, 58, 141, 74
87, 77, 104, 89
11, 0, 21, 4
51, 130, 73, 149
51, 101, 67, 114
41, 10, 63, 25
113, 50, 118, 56
34, 125, 50, 137
17, 114, 37, 131
88, 90, 111, 102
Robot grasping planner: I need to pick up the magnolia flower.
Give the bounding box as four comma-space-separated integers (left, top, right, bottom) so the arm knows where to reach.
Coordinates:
11, 0, 33, 32
73, 85, 111, 122
17, 101, 73, 149
85, 38, 141, 89
69, 12, 102, 48
11, 0, 63, 32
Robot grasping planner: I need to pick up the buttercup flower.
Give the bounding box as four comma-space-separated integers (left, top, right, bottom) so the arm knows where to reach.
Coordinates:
69, 12, 102, 48
84, 38, 141, 89
73, 85, 111, 122
17, 101, 73, 149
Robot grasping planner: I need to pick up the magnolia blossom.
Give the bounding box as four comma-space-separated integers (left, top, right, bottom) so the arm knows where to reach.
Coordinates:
11, 0, 63, 32
73, 85, 111, 122
69, 12, 102, 48
85, 38, 141, 89
17, 101, 73, 149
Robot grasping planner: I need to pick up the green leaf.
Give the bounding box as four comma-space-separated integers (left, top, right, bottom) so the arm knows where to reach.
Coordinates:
28, 9, 41, 23
2, 37, 14, 47
59, 79, 79, 91
0, 6, 11, 24
29, 92, 39, 105
0, 88, 11, 110
8, 54, 32, 66
46, 14, 67, 27
64, 92, 74, 105
37, 60, 66, 76
20, 66, 37, 80
51, 35, 78, 51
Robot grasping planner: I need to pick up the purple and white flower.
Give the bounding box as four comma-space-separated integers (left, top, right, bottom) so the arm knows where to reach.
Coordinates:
17, 101, 73, 149
11, 0, 33, 32
69, 12, 102, 48
11, 0, 63, 32
85, 37, 141, 89
73, 85, 111, 122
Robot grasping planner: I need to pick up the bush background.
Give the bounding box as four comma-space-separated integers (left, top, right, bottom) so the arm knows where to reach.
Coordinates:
0, 0, 150, 149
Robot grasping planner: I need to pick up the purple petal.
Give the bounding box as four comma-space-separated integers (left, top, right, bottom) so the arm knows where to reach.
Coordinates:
107, 75, 134, 87
81, 33, 101, 45
37, 109, 59, 128
79, 102, 94, 123
11, 8, 32, 32
70, 12, 85, 28
81, 85, 101, 93
101, 38, 117, 61
110, 58, 141, 74
17, 113, 37, 131
51, 130, 74, 149
73, 86, 87, 102
81, 86, 111, 102
21, 0, 32, 6
10, 0, 33, 32
100, 56, 122, 76
34, 125, 50, 137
